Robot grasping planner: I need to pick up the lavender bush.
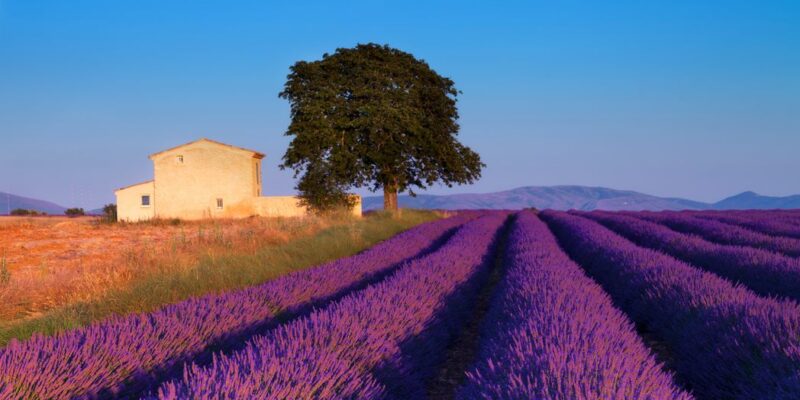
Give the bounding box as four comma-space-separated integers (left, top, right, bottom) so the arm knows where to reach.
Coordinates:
581, 211, 800, 302
541, 210, 800, 399
719, 209, 800, 222
629, 210, 800, 257
2, 208, 799, 399
155, 213, 508, 399
0, 213, 475, 399
458, 212, 691, 400
694, 211, 800, 239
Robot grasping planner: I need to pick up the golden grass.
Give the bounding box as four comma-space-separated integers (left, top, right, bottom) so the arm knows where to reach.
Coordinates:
0, 210, 441, 345
0, 216, 334, 321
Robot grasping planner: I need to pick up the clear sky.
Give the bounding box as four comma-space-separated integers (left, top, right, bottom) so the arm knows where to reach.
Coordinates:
1, 0, 798, 208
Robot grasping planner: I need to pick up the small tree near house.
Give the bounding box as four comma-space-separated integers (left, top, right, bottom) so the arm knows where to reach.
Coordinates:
102, 204, 117, 223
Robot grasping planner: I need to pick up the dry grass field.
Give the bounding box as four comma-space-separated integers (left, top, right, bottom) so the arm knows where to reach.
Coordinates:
0, 215, 333, 321
0, 210, 440, 345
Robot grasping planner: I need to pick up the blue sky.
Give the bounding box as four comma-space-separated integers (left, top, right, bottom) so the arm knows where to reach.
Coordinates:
1, 1, 798, 208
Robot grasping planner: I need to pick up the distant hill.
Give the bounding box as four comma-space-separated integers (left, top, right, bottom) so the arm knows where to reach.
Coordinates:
363, 186, 710, 211
0, 192, 67, 215
4, 186, 799, 215
363, 186, 800, 211
713, 191, 800, 210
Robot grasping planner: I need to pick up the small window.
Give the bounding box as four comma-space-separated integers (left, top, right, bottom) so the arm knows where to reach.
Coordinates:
216, 198, 223, 209
176, 155, 184, 164
141, 195, 151, 207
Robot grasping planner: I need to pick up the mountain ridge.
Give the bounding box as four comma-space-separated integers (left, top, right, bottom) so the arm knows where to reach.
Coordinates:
713, 191, 800, 210
0, 192, 68, 215
362, 186, 800, 211
2, 186, 799, 215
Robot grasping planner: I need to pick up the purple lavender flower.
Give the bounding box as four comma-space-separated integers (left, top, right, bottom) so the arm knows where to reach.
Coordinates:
541, 210, 800, 399
458, 211, 690, 400
0, 214, 475, 399
626, 210, 800, 257
579, 210, 800, 302
155, 214, 508, 399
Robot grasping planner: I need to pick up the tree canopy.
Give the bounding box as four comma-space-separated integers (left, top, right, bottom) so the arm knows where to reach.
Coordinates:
280, 43, 483, 211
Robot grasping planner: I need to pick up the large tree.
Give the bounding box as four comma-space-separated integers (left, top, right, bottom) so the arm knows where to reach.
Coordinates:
279, 43, 483, 212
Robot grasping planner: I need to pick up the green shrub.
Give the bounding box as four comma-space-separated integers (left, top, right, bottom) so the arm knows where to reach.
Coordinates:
101, 204, 117, 223
64, 208, 85, 217
10, 209, 46, 216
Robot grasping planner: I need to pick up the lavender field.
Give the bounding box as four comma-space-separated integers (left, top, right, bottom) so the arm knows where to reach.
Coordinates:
2, 209, 800, 399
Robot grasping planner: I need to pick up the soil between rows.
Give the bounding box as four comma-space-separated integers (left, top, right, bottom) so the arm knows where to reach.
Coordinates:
426, 214, 513, 399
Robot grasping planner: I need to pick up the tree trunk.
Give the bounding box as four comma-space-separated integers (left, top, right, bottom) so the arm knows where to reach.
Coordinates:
383, 179, 399, 212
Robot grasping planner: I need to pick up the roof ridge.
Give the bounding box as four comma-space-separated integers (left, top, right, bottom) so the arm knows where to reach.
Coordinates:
148, 138, 265, 159
114, 180, 154, 192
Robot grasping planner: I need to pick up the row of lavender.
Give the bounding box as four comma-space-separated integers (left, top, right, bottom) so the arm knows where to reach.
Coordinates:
627, 210, 800, 257
458, 212, 690, 399
540, 211, 800, 399
154, 213, 507, 398
696, 209, 800, 222
693, 210, 800, 239
696, 209, 800, 219
0, 213, 476, 399
579, 211, 800, 302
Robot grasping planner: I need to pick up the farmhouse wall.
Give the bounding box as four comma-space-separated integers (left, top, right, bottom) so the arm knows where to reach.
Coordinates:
114, 139, 362, 221
114, 181, 156, 222
151, 140, 260, 220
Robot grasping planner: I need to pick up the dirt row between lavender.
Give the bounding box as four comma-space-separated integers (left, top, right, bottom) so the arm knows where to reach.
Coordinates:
426, 214, 512, 399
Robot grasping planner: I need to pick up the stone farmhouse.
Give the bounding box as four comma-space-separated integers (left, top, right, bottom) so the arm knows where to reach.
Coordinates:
115, 138, 361, 221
